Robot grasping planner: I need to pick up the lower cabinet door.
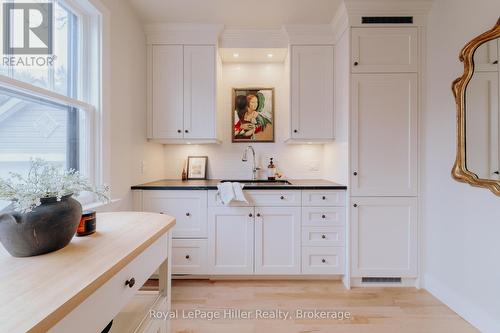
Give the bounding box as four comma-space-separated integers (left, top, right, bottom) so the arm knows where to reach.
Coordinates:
351, 197, 418, 277
208, 207, 254, 274
254, 207, 301, 275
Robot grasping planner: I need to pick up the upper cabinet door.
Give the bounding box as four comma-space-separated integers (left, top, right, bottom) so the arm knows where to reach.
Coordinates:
290, 45, 334, 140
183, 45, 216, 139
351, 73, 418, 196
151, 45, 184, 139
351, 28, 418, 73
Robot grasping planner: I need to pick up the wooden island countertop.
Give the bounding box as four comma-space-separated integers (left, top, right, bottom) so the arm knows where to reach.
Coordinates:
0, 212, 175, 333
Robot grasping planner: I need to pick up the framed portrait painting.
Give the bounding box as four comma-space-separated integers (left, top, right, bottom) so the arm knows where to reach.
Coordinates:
232, 88, 275, 142
187, 156, 208, 180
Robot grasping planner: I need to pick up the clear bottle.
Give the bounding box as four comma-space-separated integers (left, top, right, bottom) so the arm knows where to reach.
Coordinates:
267, 158, 276, 180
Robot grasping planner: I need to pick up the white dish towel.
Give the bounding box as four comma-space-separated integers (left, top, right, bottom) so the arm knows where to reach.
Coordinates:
217, 182, 247, 205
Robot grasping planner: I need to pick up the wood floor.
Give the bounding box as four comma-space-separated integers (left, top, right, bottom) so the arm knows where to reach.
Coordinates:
169, 280, 478, 333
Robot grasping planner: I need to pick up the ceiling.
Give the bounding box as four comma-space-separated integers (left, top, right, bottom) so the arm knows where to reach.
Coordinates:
128, 0, 343, 26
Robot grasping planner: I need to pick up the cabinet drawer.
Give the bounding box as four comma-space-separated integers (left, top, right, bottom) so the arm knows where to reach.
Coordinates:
143, 191, 207, 238
302, 227, 345, 247
49, 235, 168, 333
209, 190, 301, 207
302, 247, 345, 275
172, 239, 208, 274
302, 191, 346, 206
302, 207, 345, 226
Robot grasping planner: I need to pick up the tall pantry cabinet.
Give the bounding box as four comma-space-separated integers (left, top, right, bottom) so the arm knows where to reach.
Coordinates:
349, 27, 420, 282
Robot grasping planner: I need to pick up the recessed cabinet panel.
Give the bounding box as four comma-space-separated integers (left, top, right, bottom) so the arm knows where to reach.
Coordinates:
290, 45, 334, 140
351, 28, 418, 73
151, 45, 184, 139
183, 46, 216, 139
474, 39, 499, 72
142, 191, 208, 238
351, 73, 418, 196
208, 207, 254, 275
351, 197, 417, 277
254, 207, 301, 274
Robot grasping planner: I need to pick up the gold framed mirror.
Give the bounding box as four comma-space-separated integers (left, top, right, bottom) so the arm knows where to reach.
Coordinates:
452, 18, 500, 196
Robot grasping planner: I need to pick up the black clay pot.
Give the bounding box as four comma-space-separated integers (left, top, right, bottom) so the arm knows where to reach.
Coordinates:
0, 195, 82, 257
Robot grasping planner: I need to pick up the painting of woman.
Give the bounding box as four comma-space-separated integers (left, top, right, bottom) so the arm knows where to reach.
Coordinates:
232, 88, 274, 142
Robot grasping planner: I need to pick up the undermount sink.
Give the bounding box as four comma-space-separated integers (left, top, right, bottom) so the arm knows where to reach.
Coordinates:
221, 179, 292, 186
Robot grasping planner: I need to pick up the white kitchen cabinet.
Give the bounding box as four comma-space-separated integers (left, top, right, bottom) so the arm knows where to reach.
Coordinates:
149, 45, 217, 142
350, 73, 418, 196
290, 45, 334, 141
142, 191, 208, 238
151, 45, 184, 139
254, 207, 301, 275
351, 197, 418, 278
474, 39, 499, 72
183, 45, 216, 139
208, 206, 254, 275
351, 27, 418, 73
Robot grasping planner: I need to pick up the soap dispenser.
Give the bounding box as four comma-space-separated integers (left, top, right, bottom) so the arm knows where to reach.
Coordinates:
267, 158, 277, 180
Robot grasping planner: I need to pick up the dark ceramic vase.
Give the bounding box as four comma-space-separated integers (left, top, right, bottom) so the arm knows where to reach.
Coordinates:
0, 195, 82, 257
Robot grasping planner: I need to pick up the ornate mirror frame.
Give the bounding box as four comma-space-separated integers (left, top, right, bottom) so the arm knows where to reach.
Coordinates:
452, 18, 500, 196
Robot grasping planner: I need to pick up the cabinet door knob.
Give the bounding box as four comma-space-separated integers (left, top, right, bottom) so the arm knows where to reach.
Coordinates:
322, 196, 326, 200
493, 60, 498, 64
280, 196, 285, 200
256, 213, 261, 217
249, 213, 253, 217
494, 171, 499, 175
159, 212, 164, 215
186, 212, 190, 217
322, 214, 326, 219
321, 234, 326, 239
177, 129, 181, 133
293, 129, 298, 133
353, 204, 358, 208
185, 255, 190, 259
125, 277, 135, 288
321, 259, 326, 263
354, 61, 359, 66
353, 171, 358, 176
185, 130, 189, 133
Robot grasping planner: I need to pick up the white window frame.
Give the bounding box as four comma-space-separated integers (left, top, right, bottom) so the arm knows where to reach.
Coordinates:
0, 0, 111, 207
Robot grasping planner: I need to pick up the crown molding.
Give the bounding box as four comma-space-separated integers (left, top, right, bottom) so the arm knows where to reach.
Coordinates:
344, 0, 433, 15
219, 28, 288, 48
145, 23, 224, 45
283, 24, 335, 45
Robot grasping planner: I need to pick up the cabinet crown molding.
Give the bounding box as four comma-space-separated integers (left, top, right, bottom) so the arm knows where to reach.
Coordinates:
145, 23, 224, 45
284, 24, 336, 45
219, 28, 288, 48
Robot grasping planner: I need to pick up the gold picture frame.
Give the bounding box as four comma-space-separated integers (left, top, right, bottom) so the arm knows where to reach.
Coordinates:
451, 18, 500, 196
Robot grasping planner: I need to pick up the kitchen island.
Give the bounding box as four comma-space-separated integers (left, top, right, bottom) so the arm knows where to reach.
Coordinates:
0, 212, 175, 333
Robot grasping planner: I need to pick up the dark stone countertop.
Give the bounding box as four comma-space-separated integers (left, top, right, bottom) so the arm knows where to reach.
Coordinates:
131, 179, 347, 191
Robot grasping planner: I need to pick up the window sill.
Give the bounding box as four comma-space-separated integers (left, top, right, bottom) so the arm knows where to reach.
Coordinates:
82, 198, 122, 212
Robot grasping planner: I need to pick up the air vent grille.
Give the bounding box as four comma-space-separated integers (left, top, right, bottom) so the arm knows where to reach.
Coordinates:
362, 16, 413, 24
362, 277, 402, 283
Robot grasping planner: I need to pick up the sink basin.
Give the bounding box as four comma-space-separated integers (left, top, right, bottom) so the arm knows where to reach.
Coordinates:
221, 179, 292, 186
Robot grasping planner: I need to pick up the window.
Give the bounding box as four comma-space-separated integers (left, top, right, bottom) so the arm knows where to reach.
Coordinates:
0, 0, 103, 204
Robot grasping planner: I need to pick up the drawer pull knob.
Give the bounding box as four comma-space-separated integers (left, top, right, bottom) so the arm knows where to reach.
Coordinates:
249, 213, 253, 217
186, 212, 190, 217
322, 214, 326, 219
353, 204, 358, 208
256, 213, 261, 217
293, 129, 298, 133
125, 278, 136, 288
185, 129, 189, 133
322, 196, 326, 200
322, 234, 326, 239
185, 255, 190, 260
321, 259, 326, 263
354, 61, 359, 66
159, 212, 164, 215
177, 129, 181, 133
353, 171, 358, 176
280, 196, 285, 200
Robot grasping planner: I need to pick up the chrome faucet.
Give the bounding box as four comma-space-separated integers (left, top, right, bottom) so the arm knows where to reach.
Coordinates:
242, 146, 260, 180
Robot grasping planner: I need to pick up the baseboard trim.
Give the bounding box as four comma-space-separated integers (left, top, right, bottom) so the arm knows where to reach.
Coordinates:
424, 274, 500, 333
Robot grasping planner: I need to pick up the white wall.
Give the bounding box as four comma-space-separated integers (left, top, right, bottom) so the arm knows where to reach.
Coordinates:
423, 1, 500, 332
99, 0, 165, 209
163, 62, 325, 180
323, 28, 349, 185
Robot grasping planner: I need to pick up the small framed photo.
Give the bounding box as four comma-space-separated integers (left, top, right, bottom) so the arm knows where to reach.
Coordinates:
187, 156, 208, 180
